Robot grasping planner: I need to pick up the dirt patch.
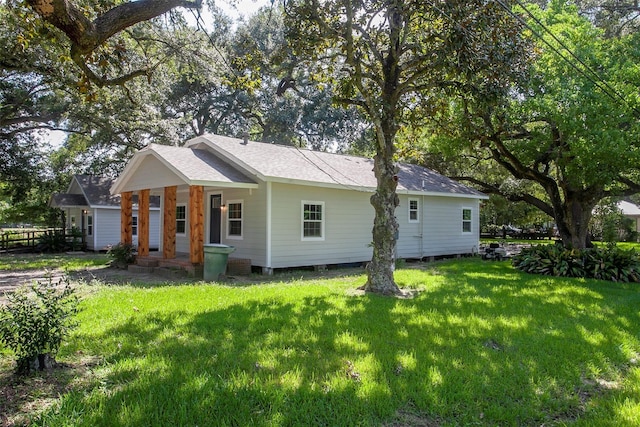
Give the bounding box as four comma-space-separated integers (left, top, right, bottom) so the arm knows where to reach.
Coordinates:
0, 354, 103, 427
0, 265, 192, 304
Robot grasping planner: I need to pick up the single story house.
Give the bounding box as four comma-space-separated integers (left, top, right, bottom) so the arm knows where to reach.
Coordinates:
618, 200, 640, 240
50, 174, 161, 251
110, 134, 488, 274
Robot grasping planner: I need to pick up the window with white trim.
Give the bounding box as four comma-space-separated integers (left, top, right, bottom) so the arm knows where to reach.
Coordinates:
176, 205, 187, 235
302, 201, 324, 240
462, 208, 472, 233
87, 215, 93, 236
132, 215, 138, 236
408, 198, 419, 223
227, 200, 243, 239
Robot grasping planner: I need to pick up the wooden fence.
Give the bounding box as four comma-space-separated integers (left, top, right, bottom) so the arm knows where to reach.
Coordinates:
0, 228, 85, 253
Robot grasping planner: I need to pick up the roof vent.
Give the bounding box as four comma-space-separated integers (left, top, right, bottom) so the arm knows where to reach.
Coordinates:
241, 132, 249, 145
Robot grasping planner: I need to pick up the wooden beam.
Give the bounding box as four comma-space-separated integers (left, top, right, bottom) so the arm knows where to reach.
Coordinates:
121, 191, 133, 245
189, 185, 204, 265
138, 189, 150, 257
163, 186, 177, 259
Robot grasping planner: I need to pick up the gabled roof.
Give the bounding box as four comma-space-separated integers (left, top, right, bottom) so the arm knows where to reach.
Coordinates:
50, 193, 88, 208
187, 134, 486, 198
52, 175, 160, 209
109, 143, 259, 195
147, 144, 258, 185
619, 200, 640, 216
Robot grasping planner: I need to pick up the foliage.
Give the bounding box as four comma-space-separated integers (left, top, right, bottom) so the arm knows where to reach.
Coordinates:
107, 242, 136, 266
512, 243, 640, 282
36, 229, 69, 253
424, 0, 640, 249
480, 194, 553, 235
0, 276, 78, 374
591, 200, 638, 243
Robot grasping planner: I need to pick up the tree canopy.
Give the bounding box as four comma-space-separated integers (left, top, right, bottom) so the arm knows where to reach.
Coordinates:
424, 0, 640, 248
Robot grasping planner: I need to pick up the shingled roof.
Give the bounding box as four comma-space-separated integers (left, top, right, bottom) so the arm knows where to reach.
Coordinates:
52, 175, 160, 209
187, 134, 486, 198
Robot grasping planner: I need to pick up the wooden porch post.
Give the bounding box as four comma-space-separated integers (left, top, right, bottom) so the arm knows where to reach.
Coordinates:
189, 185, 204, 265
163, 186, 177, 259
138, 189, 150, 257
121, 191, 133, 245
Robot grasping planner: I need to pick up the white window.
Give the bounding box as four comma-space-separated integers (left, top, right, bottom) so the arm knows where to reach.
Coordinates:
87, 215, 93, 236
302, 201, 324, 241
176, 205, 186, 235
408, 198, 419, 223
226, 200, 243, 239
132, 215, 138, 236
462, 208, 472, 233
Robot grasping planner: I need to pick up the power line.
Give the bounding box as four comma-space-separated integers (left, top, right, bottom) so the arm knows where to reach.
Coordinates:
494, 0, 640, 116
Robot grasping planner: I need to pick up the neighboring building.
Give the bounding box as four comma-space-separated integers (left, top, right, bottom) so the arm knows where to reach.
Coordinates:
618, 200, 640, 240
111, 134, 488, 273
50, 175, 161, 251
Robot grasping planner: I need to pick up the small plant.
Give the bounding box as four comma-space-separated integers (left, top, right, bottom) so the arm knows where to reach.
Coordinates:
107, 242, 136, 267
0, 276, 79, 374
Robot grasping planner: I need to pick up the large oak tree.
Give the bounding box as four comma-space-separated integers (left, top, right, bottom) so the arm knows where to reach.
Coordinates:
426, 0, 640, 249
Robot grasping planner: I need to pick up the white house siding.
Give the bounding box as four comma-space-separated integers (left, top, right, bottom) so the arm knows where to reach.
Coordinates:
396, 195, 425, 259
123, 155, 185, 192
420, 196, 481, 257
269, 183, 374, 269
173, 186, 269, 264
89, 208, 160, 251
217, 186, 268, 267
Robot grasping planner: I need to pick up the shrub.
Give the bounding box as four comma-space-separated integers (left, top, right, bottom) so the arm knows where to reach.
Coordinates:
36, 229, 69, 253
0, 276, 79, 374
107, 242, 136, 267
512, 244, 640, 282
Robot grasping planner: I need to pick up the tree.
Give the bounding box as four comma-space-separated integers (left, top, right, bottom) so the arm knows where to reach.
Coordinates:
159, 6, 370, 149
428, 0, 640, 249
284, 0, 529, 294
25, 0, 201, 87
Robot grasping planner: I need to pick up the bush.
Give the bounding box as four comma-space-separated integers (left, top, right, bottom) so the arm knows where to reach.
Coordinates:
0, 276, 79, 374
36, 229, 69, 253
107, 242, 136, 267
512, 244, 640, 282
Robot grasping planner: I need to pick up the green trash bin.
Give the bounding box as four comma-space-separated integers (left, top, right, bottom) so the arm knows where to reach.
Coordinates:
203, 244, 236, 281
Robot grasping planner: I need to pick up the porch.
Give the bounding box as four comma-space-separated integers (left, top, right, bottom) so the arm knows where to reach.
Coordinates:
131, 252, 252, 278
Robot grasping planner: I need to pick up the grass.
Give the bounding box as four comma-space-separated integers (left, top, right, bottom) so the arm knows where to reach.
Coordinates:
0, 252, 110, 271
2, 258, 640, 426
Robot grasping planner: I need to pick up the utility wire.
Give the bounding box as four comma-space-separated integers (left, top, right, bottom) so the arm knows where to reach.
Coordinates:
507, 0, 638, 114
494, 0, 640, 116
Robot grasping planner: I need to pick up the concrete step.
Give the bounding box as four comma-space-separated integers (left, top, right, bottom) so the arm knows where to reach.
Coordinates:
136, 258, 160, 267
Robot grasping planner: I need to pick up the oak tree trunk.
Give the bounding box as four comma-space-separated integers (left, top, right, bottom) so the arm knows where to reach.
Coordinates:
363, 151, 401, 295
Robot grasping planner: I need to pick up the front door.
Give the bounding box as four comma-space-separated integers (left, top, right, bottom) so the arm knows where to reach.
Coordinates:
209, 194, 222, 244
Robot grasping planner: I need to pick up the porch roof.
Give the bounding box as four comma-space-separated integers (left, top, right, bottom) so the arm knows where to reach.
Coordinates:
111, 143, 259, 194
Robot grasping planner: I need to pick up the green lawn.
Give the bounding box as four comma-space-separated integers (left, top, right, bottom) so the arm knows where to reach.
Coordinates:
3, 258, 640, 426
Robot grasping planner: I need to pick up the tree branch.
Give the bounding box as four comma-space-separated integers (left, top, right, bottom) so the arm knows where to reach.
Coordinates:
27, 0, 201, 86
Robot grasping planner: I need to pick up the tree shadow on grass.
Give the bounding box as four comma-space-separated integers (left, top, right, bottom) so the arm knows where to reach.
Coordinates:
32, 259, 640, 426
